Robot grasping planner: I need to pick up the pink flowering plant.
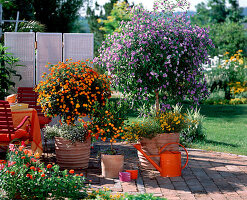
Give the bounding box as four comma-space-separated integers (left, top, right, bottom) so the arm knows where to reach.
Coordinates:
0, 143, 88, 199
94, 0, 214, 115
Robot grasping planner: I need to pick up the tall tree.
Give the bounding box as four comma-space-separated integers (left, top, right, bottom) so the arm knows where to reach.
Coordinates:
0, 0, 35, 20
33, 0, 84, 32
86, 0, 129, 56
192, 0, 244, 25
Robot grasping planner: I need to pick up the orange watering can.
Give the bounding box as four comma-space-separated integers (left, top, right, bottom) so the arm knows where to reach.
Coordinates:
133, 142, 189, 177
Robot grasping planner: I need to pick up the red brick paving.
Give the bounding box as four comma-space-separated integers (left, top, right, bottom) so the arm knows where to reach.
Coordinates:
86, 142, 247, 200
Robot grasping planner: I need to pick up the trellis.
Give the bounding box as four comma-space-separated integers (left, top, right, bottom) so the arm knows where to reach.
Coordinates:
4, 32, 94, 89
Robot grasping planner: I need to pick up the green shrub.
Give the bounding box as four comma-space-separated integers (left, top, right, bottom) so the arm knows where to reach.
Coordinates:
0, 44, 22, 100
208, 22, 247, 57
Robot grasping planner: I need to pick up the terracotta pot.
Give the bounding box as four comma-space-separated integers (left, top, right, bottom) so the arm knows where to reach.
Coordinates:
138, 133, 179, 170
101, 154, 124, 178
55, 137, 91, 169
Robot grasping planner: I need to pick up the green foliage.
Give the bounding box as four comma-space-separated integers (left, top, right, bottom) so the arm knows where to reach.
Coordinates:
0, 0, 84, 33
0, 44, 22, 100
99, 1, 131, 35
125, 119, 162, 141
88, 188, 167, 199
192, 0, 244, 25
124, 105, 187, 142
0, 144, 88, 199
180, 108, 206, 144
44, 122, 88, 143
208, 22, 247, 56
88, 99, 129, 145
33, 0, 84, 32
86, 0, 130, 56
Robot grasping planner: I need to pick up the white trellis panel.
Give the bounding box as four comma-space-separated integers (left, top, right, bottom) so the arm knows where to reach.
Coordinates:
4, 32, 35, 89
63, 33, 94, 62
36, 32, 62, 85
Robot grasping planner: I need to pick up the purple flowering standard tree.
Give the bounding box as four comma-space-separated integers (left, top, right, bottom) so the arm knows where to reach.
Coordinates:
94, 0, 214, 115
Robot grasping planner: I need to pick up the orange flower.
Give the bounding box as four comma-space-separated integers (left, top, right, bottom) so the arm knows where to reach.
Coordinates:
41, 174, 45, 177
80, 173, 84, 176
21, 156, 25, 159
47, 164, 52, 169
30, 166, 35, 170
34, 152, 40, 159
10, 171, 15, 176
19, 146, 24, 151
69, 169, 74, 174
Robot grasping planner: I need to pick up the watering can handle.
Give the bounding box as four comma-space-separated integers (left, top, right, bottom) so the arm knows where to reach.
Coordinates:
159, 142, 189, 170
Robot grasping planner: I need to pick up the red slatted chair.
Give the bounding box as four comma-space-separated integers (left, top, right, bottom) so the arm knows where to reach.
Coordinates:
17, 87, 52, 129
0, 100, 32, 148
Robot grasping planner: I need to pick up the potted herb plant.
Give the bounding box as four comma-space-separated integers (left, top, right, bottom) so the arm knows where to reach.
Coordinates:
124, 105, 187, 169
44, 122, 91, 169
87, 100, 128, 178
35, 59, 111, 169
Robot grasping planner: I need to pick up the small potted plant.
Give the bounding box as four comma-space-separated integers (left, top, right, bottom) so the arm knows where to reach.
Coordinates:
124, 105, 187, 169
35, 59, 111, 169
87, 100, 128, 178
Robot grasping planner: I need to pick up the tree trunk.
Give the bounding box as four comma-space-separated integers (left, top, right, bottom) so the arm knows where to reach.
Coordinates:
155, 90, 159, 113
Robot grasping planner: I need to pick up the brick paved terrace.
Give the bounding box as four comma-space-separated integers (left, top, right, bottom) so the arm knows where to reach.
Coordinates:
60, 142, 247, 200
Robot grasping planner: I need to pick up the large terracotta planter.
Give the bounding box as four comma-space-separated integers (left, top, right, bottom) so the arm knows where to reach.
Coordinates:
101, 154, 124, 178
55, 137, 91, 169
138, 133, 179, 170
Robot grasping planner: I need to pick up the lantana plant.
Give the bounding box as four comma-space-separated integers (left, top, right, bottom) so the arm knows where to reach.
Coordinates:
94, 0, 214, 115
84, 100, 128, 153
35, 59, 111, 125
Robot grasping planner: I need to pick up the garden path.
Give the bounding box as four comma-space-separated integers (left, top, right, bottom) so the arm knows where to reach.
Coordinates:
83, 142, 247, 200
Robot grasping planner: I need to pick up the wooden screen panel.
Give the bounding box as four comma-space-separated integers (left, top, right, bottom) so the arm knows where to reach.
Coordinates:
4, 32, 35, 89
63, 33, 94, 62
36, 32, 62, 85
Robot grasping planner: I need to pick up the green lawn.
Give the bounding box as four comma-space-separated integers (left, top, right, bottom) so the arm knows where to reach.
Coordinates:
127, 104, 247, 156
190, 104, 247, 156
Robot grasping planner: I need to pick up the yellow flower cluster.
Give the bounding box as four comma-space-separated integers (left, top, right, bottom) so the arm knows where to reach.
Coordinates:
124, 110, 187, 142
229, 81, 247, 95
89, 187, 124, 200
229, 98, 247, 105
35, 59, 111, 125
157, 111, 186, 133
124, 122, 143, 142
224, 50, 245, 66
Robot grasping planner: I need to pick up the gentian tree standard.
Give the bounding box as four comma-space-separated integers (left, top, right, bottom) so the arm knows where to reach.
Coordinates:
95, 0, 214, 115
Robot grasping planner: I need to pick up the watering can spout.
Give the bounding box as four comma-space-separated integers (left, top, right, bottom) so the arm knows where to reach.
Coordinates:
133, 144, 162, 173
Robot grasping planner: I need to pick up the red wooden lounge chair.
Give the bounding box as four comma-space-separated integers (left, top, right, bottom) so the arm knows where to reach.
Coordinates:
0, 100, 32, 148
17, 87, 52, 129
